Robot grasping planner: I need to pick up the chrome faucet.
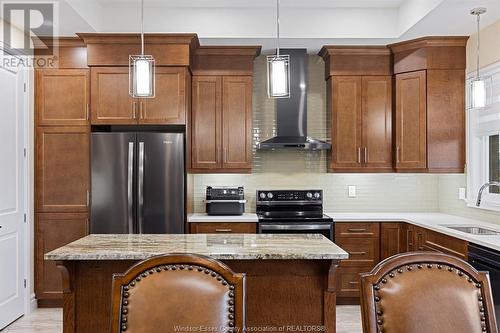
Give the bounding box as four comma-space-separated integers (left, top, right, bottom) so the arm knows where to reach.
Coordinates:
476, 181, 500, 206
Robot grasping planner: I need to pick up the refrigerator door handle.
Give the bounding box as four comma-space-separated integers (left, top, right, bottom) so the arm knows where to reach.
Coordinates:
127, 142, 134, 234
138, 142, 145, 234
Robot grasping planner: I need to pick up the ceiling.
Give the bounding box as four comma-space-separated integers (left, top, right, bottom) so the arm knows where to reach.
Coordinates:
4, 0, 500, 53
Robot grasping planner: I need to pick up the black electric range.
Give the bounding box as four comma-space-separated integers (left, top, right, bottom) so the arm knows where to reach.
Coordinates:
256, 190, 334, 240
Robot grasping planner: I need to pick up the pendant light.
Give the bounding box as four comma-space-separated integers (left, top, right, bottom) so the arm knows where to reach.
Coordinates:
267, 0, 290, 98
129, 0, 155, 98
470, 7, 487, 108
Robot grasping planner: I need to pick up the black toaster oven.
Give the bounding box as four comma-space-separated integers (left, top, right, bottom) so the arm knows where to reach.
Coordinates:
206, 186, 246, 215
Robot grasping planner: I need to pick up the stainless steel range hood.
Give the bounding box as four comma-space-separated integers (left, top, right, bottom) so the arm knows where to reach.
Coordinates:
257, 49, 331, 150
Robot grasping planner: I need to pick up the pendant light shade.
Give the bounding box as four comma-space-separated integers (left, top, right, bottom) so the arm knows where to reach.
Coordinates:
470, 7, 488, 109
267, 54, 290, 98
129, 0, 155, 98
130, 55, 155, 97
267, 0, 290, 99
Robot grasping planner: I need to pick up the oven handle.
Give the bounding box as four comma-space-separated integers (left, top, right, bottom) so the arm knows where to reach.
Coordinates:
259, 224, 332, 231
257, 201, 322, 206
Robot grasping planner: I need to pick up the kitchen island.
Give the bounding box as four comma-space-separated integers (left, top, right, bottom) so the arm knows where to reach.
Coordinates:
46, 234, 348, 333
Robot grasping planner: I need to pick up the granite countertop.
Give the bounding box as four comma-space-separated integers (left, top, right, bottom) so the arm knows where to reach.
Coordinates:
188, 213, 258, 223
328, 212, 500, 252
45, 234, 349, 261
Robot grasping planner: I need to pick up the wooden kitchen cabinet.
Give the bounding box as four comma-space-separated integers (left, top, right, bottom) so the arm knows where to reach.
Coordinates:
139, 67, 188, 125
335, 222, 380, 303
389, 37, 467, 173
90, 67, 136, 124
395, 70, 427, 171
422, 228, 468, 260
35, 213, 88, 307
35, 69, 90, 126
321, 47, 392, 173
380, 222, 407, 260
190, 222, 257, 234
35, 126, 90, 213
191, 75, 252, 172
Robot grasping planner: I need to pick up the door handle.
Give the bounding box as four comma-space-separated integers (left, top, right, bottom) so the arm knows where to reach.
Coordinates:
364, 147, 368, 164
215, 229, 233, 233
396, 146, 401, 163
140, 101, 144, 119
86, 104, 89, 121
349, 251, 367, 255
357, 147, 361, 164
127, 142, 134, 234
86, 190, 90, 207
347, 228, 367, 232
133, 101, 137, 119
138, 142, 145, 234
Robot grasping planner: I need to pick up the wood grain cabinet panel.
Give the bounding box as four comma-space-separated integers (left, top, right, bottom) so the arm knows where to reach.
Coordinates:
395, 70, 427, 171
35, 213, 88, 306
90, 67, 136, 124
335, 237, 380, 267
35, 126, 90, 212
222, 76, 252, 169
36, 69, 90, 126
380, 222, 407, 260
426, 70, 466, 172
335, 222, 380, 238
331, 76, 362, 170
191, 76, 221, 169
336, 266, 373, 299
140, 67, 187, 124
191, 75, 252, 172
423, 228, 468, 260
190, 222, 257, 234
362, 76, 392, 170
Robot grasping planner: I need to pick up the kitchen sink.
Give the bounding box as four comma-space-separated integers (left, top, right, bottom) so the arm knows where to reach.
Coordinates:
442, 225, 500, 235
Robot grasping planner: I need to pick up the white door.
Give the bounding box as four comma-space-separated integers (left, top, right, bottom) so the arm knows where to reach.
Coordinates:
0, 58, 26, 329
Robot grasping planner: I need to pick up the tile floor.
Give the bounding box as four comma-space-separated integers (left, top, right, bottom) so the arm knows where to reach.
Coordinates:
1, 306, 362, 332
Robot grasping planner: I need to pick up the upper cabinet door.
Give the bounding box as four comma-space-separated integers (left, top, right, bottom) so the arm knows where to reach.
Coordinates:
221, 76, 252, 170
90, 67, 137, 124
35, 126, 90, 212
395, 70, 427, 171
36, 69, 89, 126
362, 76, 392, 170
191, 76, 222, 170
140, 67, 187, 125
331, 76, 362, 170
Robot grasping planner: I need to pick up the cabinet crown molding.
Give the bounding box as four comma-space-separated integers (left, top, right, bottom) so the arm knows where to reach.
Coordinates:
32, 36, 85, 49
195, 45, 261, 57
318, 45, 391, 59
388, 36, 469, 54
76, 33, 199, 46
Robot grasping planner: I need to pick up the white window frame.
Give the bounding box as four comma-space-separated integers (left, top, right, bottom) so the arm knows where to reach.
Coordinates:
466, 60, 500, 212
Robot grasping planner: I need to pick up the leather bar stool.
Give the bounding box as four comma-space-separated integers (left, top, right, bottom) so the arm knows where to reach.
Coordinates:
360, 252, 497, 333
110, 254, 245, 333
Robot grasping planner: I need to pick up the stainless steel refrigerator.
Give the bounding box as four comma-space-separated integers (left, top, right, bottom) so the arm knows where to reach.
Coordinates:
90, 132, 185, 234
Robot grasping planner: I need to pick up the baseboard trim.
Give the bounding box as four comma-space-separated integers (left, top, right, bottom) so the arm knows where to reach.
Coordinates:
30, 294, 37, 312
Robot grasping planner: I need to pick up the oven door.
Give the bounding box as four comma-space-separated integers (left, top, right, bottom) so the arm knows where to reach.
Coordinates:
258, 222, 334, 241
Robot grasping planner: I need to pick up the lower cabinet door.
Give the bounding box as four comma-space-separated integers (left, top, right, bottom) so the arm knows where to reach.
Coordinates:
35, 213, 88, 306
190, 222, 256, 234
336, 265, 374, 299
334, 237, 380, 267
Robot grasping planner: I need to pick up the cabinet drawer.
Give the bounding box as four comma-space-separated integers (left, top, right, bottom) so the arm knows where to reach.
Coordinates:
335, 237, 380, 267
335, 222, 379, 238
190, 222, 256, 234
336, 266, 373, 298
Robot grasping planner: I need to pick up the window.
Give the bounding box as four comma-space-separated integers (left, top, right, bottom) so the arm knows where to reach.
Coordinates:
466, 61, 500, 211
490, 135, 500, 193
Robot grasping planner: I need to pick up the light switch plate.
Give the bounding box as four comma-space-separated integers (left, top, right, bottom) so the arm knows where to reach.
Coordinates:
348, 185, 357, 198
458, 187, 467, 200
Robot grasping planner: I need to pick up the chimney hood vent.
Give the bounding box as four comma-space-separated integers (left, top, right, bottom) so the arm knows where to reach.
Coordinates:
257, 49, 331, 150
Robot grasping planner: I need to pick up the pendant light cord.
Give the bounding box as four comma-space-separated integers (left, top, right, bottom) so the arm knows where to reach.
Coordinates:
141, 0, 144, 56
276, 0, 280, 56
476, 12, 480, 79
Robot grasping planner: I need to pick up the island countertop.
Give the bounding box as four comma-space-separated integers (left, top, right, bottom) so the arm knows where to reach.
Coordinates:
45, 234, 349, 261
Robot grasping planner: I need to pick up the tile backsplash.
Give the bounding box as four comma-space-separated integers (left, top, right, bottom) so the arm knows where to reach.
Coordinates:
191, 173, 440, 213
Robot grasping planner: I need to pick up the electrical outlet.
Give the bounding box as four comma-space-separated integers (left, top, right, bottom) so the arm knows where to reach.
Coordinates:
458, 187, 467, 200
348, 185, 357, 198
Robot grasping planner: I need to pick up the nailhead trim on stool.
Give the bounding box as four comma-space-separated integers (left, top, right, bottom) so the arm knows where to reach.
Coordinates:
372, 263, 488, 333
119, 264, 235, 332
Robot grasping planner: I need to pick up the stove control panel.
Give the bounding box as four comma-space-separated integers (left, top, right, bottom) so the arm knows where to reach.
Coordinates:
256, 190, 322, 202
